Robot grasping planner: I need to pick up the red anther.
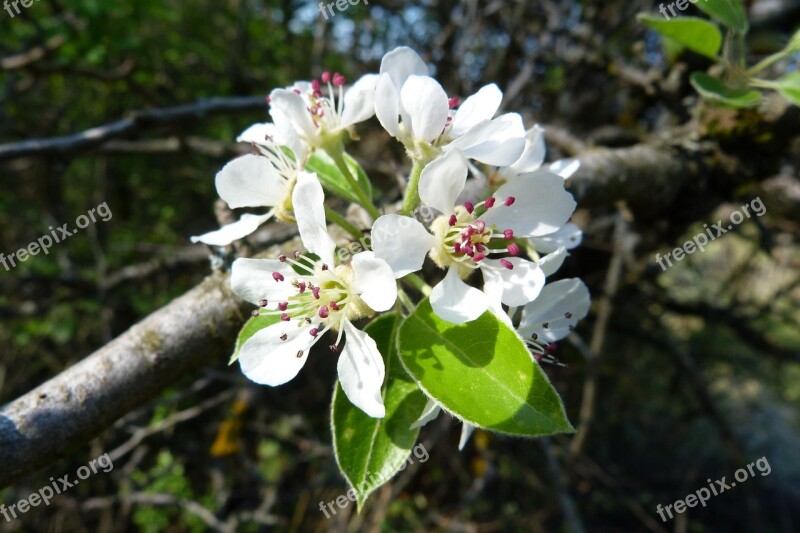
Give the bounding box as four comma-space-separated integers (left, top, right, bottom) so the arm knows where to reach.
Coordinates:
453, 242, 462, 254
329, 344, 339, 352
474, 220, 486, 233
310, 328, 319, 337
484, 197, 496, 208
312, 286, 321, 299
281, 313, 290, 321
279, 255, 287, 262
464, 243, 475, 256
503, 229, 514, 240
321, 263, 329, 271
464, 202, 475, 214
278, 302, 289, 311
293, 251, 301, 259
545, 343, 557, 352
449, 214, 458, 226
272, 272, 285, 282
330, 300, 340, 311
311, 79, 321, 92
473, 253, 486, 262
298, 282, 307, 293
448, 97, 459, 109
321, 71, 331, 83
293, 89, 301, 94
500, 259, 514, 270
507, 243, 521, 256
504, 196, 516, 206
258, 299, 268, 307
333, 73, 345, 87
319, 305, 330, 318
251, 310, 260, 317
266, 95, 271, 104
533, 353, 543, 362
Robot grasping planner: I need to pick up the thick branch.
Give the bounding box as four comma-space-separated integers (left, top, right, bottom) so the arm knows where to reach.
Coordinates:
0, 273, 249, 488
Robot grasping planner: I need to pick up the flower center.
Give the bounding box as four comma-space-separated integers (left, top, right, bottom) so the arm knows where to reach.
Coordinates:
305, 71, 346, 133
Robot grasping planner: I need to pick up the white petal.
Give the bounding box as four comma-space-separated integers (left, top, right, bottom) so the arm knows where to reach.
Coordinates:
236, 122, 278, 145
410, 398, 441, 429
430, 266, 488, 324
418, 150, 468, 215
537, 246, 568, 277
518, 279, 591, 343
479, 170, 576, 237
379, 46, 428, 89
340, 74, 378, 129
481, 268, 513, 326
230, 258, 296, 306
549, 158, 581, 179
239, 321, 316, 386
215, 155, 285, 209
458, 422, 476, 451
531, 223, 583, 254
190, 212, 273, 246
269, 107, 309, 161
338, 320, 386, 418
447, 113, 525, 166
451, 84, 503, 137
371, 215, 436, 278
484, 258, 545, 307
374, 73, 401, 138
508, 125, 546, 174
269, 89, 319, 143
292, 172, 336, 266
351, 251, 397, 312
400, 75, 449, 143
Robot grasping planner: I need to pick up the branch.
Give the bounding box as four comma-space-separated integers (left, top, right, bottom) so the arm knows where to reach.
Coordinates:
0, 273, 249, 488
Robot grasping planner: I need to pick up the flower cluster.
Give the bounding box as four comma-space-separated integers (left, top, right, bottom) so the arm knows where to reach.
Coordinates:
194, 47, 590, 433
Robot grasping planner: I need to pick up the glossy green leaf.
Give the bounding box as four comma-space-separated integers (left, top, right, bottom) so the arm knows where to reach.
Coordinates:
229, 313, 280, 364
397, 299, 573, 437
690, 72, 761, 107
694, 0, 748, 33
306, 151, 373, 205
637, 14, 723, 59
773, 72, 800, 106
331, 314, 428, 510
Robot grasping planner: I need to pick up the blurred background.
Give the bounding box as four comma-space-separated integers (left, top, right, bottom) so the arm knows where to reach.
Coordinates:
1, 0, 799, 531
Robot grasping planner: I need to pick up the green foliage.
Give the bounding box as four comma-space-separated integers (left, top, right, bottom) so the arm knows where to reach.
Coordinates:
397, 299, 574, 437
306, 151, 374, 205
690, 72, 761, 108
772, 72, 800, 106
637, 15, 723, 59
332, 314, 428, 509
694, 0, 749, 33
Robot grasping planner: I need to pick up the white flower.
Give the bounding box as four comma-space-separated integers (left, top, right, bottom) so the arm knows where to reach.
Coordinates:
374, 47, 525, 166
372, 149, 576, 324
517, 278, 591, 360
231, 173, 397, 418
191, 125, 308, 246
269, 71, 378, 152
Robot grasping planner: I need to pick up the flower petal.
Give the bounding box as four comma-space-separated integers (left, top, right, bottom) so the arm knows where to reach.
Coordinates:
483, 258, 545, 307
481, 268, 513, 326
507, 125, 546, 175
531, 223, 583, 254
374, 73, 401, 138
410, 398, 441, 429
351, 251, 397, 312
230, 257, 296, 306
340, 74, 378, 129
447, 113, 526, 166
292, 172, 336, 266
215, 155, 285, 209
430, 266, 488, 324
548, 158, 581, 179
451, 83, 503, 137
269, 89, 320, 144
537, 246, 568, 277
371, 214, 436, 278
338, 320, 386, 418
239, 321, 316, 386
380, 46, 428, 89
418, 150, 468, 215
236, 122, 278, 145
479, 169, 576, 237
518, 278, 591, 343
190, 212, 273, 246
400, 75, 450, 143
458, 422, 476, 451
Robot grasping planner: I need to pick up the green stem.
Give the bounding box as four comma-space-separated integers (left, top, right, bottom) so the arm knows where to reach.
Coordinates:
324, 146, 381, 220
748, 50, 790, 77
402, 273, 432, 297
324, 207, 363, 241
397, 288, 415, 315
402, 160, 426, 216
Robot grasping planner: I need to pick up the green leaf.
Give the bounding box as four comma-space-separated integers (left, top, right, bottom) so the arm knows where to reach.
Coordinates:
690, 72, 761, 107
637, 14, 723, 59
694, 0, 749, 33
306, 151, 373, 205
773, 72, 800, 106
229, 313, 280, 365
397, 299, 573, 437
331, 314, 428, 510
